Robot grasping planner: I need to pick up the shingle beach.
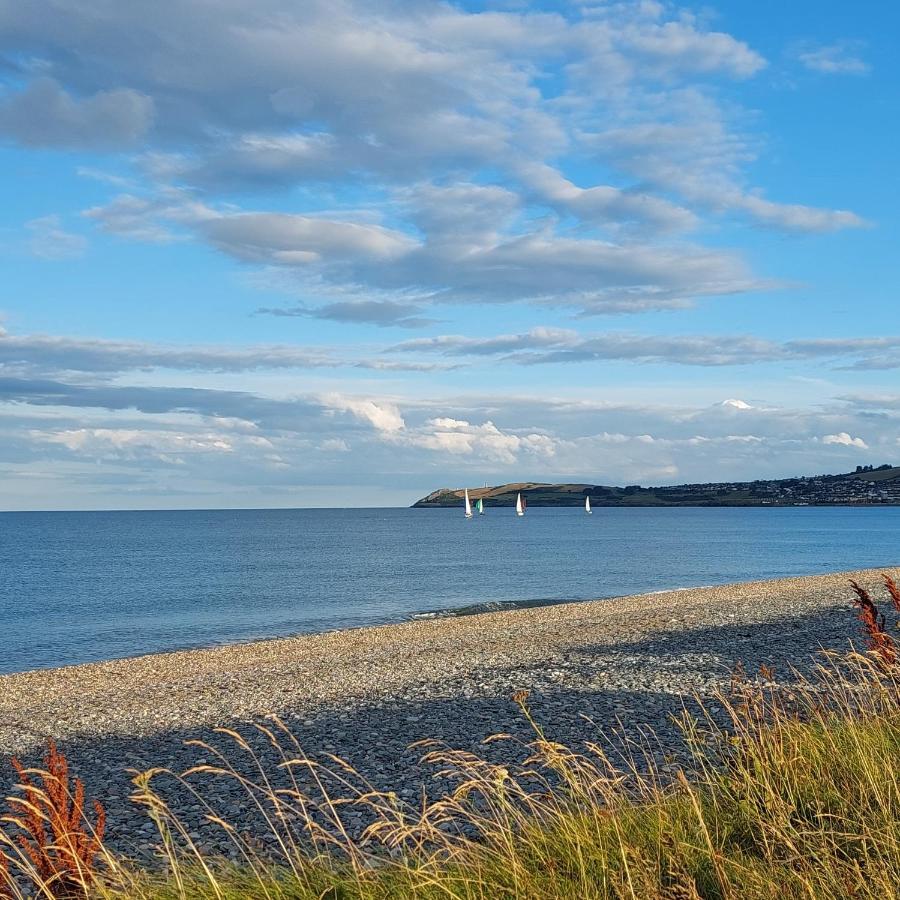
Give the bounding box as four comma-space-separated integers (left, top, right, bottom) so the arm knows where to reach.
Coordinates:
1, 567, 894, 858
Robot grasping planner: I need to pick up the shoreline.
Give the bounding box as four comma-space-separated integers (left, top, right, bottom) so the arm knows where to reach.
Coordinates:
2, 565, 895, 857
1, 566, 894, 748
6, 563, 899, 682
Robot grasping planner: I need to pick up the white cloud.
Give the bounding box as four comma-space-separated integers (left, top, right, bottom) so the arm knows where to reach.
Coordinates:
398, 418, 558, 465
514, 162, 698, 233
613, 16, 766, 79
822, 432, 868, 449
199, 212, 416, 266
1, 0, 860, 321
28, 426, 269, 463
720, 398, 753, 410
734, 194, 868, 233
5, 369, 900, 506
323, 395, 406, 433
0, 1, 889, 508
82, 189, 761, 315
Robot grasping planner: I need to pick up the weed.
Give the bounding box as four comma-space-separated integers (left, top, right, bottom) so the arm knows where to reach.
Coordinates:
3, 740, 105, 899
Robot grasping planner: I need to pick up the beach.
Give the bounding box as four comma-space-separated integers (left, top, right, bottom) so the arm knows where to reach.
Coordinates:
0, 567, 893, 857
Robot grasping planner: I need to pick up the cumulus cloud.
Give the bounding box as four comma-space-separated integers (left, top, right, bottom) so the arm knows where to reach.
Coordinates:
612, 16, 766, 79
733, 194, 868, 233
719, 399, 753, 410
323, 395, 406, 433
0, 77, 153, 148
395, 417, 557, 465
199, 212, 416, 266
4, 2, 863, 281
822, 432, 868, 449
82, 188, 760, 315
514, 162, 698, 233
0, 0, 887, 507
1, 0, 863, 322
4, 360, 898, 507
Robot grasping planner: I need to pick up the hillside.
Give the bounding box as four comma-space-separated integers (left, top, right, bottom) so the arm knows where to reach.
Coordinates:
412, 465, 900, 508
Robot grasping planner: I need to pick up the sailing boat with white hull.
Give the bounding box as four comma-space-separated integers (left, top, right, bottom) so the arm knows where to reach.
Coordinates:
464, 488, 473, 519
515, 492, 525, 516
585, 495, 592, 514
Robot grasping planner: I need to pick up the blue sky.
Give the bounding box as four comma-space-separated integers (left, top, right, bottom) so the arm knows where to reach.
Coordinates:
1, 0, 898, 509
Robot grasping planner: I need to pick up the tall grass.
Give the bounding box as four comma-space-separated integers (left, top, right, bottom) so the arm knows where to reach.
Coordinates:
3, 577, 900, 899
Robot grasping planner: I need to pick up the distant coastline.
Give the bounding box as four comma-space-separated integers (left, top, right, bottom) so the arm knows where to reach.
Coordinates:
412, 465, 900, 508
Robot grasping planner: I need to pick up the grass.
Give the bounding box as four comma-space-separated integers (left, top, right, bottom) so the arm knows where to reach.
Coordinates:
3, 578, 900, 899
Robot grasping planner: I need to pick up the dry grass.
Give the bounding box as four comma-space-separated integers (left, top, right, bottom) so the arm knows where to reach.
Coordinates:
2, 577, 900, 899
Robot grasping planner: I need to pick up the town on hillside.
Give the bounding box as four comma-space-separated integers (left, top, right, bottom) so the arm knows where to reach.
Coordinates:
413, 465, 900, 508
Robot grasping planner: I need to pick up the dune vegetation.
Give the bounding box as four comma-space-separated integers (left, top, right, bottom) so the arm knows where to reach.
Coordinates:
2, 576, 900, 899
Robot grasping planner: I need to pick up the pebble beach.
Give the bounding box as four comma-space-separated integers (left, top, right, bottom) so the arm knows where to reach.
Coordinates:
1, 567, 894, 858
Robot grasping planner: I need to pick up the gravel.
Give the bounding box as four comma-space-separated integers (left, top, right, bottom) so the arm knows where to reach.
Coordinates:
0, 567, 893, 860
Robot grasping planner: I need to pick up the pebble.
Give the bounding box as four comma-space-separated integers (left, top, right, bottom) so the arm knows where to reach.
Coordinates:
0, 567, 893, 860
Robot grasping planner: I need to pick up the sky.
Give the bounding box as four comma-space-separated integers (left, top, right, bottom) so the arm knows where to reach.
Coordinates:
1, 0, 899, 510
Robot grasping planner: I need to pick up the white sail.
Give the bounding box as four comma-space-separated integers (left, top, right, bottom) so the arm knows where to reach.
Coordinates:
585, 495, 592, 514
464, 488, 473, 518
515, 492, 524, 516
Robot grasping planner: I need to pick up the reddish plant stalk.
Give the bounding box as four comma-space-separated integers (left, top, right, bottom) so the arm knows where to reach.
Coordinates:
849, 579, 897, 666
882, 573, 900, 613
7, 740, 105, 899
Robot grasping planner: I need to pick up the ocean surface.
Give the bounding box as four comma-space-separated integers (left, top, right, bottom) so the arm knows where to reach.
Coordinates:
1, 506, 898, 674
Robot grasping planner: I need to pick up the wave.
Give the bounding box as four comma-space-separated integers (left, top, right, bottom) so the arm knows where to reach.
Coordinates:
409, 596, 584, 620
409, 584, 718, 621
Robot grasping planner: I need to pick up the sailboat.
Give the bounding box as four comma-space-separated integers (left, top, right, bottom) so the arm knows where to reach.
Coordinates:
464, 488, 473, 519
585, 495, 592, 515
515, 492, 525, 516
476, 497, 484, 515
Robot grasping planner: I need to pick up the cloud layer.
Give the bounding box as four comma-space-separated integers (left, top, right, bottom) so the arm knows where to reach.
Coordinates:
1, 322, 898, 508
2, 0, 870, 320
0, 1, 888, 508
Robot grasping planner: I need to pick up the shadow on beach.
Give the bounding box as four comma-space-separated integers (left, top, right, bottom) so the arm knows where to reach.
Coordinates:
1, 603, 860, 859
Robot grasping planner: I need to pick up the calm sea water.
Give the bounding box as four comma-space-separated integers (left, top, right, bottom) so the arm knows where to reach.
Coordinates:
1, 506, 898, 674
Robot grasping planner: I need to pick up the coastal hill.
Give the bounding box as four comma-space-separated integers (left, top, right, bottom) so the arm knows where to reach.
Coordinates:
412, 464, 900, 508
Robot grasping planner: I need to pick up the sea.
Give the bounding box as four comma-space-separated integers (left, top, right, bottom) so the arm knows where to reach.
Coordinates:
1, 505, 898, 675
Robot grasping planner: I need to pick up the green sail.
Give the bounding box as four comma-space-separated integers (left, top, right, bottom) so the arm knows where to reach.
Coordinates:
476, 498, 484, 513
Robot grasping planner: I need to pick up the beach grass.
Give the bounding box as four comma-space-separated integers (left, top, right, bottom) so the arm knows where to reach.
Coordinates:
3, 579, 900, 899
